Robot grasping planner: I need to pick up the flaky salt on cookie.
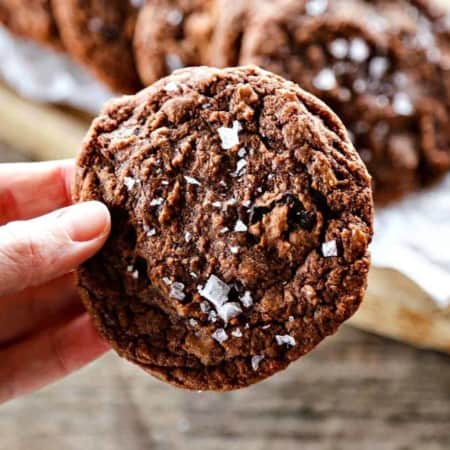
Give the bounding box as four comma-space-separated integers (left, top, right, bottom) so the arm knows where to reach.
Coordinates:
74, 66, 373, 391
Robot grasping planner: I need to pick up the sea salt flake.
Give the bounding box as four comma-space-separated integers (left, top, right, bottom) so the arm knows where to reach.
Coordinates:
166, 54, 183, 72
127, 265, 134, 273
190, 272, 198, 279
88, 17, 103, 32
231, 328, 243, 338
234, 158, 247, 176
313, 68, 337, 91
349, 38, 370, 62
200, 301, 211, 313
217, 302, 243, 323
275, 335, 297, 347
220, 227, 229, 234
164, 81, 179, 92
124, 176, 137, 191
199, 275, 231, 308
234, 220, 248, 233
170, 282, 186, 301
242, 199, 252, 208
322, 240, 338, 257
212, 201, 222, 208
129, 0, 144, 7
184, 175, 201, 186
150, 197, 164, 206
208, 310, 218, 323
212, 328, 228, 343
241, 291, 253, 308
238, 148, 247, 157
185, 231, 192, 242
163, 277, 172, 285
218, 121, 242, 150
226, 198, 238, 207
147, 228, 157, 237
289, 316, 295, 322
329, 39, 348, 59
262, 324, 271, 330
230, 246, 240, 255
161, 180, 169, 185
131, 270, 139, 280
393, 92, 414, 116
251, 355, 265, 371
305, 0, 328, 16
369, 57, 389, 79
188, 318, 198, 327
166, 9, 183, 26
353, 79, 366, 93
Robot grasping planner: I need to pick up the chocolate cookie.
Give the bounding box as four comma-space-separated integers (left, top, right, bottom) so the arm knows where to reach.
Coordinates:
133, 0, 216, 86
208, 0, 253, 68
52, 0, 142, 93
0, 0, 61, 48
240, 0, 450, 203
74, 66, 373, 391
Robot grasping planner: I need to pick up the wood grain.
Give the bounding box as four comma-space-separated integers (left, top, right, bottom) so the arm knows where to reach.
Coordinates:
0, 327, 448, 450
0, 83, 88, 161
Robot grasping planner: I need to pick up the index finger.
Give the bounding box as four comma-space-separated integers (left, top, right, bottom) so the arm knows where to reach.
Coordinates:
0, 160, 75, 225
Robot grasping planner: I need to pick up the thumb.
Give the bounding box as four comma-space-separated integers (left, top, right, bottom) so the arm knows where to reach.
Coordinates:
0, 201, 111, 297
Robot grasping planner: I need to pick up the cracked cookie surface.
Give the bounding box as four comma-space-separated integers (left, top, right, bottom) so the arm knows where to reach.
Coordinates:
74, 66, 373, 391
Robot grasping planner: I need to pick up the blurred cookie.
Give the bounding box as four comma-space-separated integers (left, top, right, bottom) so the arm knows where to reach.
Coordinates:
0, 0, 61, 49
134, 0, 216, 85
240, 0, 450, 203
52, 0, 142, 93
208, 0, 253, 68
74, 66, 373, 390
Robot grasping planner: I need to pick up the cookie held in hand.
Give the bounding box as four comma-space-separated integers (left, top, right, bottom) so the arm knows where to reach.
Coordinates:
74, 66, 373, 391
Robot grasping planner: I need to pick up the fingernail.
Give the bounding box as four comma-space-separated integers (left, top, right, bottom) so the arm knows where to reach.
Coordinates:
60, 202, 111, 242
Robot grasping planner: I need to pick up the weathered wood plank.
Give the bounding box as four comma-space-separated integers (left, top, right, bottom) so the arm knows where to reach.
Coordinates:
0, 327, 448, 450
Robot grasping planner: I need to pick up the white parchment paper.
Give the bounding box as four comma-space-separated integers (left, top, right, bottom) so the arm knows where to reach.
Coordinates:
1, 28, 449, 308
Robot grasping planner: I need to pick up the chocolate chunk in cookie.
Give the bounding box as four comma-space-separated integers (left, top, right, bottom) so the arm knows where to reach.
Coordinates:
0, 0, 61, 49
240, 0, 450, 203
133, 0, 216, 85
74, 66, 373, 391
52, 0, 142, 93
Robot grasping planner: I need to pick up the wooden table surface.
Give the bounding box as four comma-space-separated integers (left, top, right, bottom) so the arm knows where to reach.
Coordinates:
0, 146, 449, 450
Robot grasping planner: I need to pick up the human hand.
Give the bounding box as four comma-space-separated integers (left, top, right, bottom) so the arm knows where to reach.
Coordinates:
0, 160, 111, 404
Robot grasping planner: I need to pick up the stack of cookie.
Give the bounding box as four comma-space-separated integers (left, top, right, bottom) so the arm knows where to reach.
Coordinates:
1, 0, 450, 202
